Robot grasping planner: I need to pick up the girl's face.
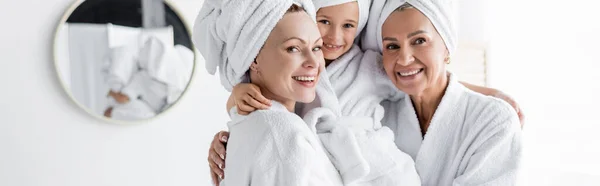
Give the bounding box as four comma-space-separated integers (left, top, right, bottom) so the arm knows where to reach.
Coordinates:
316, 2, 359, 61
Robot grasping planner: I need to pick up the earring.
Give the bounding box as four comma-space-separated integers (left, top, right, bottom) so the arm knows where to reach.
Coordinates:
445, 56, 451, 64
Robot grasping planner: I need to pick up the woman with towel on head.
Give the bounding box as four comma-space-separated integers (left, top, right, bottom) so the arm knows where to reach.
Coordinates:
359, 0, 522, 185
194, 0, 345, 185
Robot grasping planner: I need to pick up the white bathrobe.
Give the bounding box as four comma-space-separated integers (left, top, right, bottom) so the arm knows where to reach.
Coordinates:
299, 45, 421, 185
222, 101, 344, 186
381, 73, 523, 186
326, 45, 402, 122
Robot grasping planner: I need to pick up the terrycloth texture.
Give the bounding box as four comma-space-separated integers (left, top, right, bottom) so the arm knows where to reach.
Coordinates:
327, 46, 402, 121
312, 0, 371, 38
222, 101, 344, 186
193, 0, 316, 91
381, 73, 523, 185
361, 0, 458, 55
302, 45, 420, 185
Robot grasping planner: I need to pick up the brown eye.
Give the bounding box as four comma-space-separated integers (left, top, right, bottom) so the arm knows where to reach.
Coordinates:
343, 23, 355, 28
287, 46, 299, 53
386, 44, 400, 50
414, 38, 426, 45
318, 20, 330, 25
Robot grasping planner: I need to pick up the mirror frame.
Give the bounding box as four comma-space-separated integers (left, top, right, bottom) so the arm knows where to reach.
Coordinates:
53, 0, 197, 124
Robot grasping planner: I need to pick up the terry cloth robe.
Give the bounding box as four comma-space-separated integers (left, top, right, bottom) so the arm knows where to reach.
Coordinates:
326, 45, 402, 124
381, 73, 523, 186
301, 45, 421, 185
221, 101, 344, 186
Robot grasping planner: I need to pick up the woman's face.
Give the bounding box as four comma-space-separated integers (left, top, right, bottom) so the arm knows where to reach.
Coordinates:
316, 2, 359, 60
252, 11, 324, 103
381, 8, 449, 96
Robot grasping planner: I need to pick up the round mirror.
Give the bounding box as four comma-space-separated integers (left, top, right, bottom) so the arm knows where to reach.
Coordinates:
54, 0, 195, 123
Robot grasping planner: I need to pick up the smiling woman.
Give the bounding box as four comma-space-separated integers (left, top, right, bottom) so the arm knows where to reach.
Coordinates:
193, 0, 346, 185
358, 0, 523, 185
248, 14, 324, 107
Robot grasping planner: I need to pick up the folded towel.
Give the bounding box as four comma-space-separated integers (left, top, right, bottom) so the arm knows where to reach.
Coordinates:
312, 0, 371, 39
193, 0, 317, 91
362, 0, 458, 55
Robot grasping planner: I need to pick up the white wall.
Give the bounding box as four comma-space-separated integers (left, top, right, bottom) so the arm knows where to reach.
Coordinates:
0, 0, 228, 186
457, 0, 490, 43
447, 0, 600, 185
487, 0, 600, 185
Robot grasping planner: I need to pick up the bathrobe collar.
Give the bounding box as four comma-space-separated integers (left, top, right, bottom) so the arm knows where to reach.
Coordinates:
228, 100, 292, 128
402, 72, 464, 142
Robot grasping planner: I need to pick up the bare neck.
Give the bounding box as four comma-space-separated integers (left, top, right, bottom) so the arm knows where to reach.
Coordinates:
250, 73, 295, 112
410, 73, 449, 136
260, 87, 295, 112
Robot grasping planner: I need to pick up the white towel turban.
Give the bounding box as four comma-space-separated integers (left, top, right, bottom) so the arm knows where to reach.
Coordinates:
362, 0, 458, 55
193, 0, 317, 91
312, 0, 371, 39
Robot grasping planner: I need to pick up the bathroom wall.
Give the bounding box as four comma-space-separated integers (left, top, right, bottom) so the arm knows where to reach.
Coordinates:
0, 1, 228, 185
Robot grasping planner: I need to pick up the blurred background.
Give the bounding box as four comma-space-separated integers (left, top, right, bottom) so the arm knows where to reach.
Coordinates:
0, 0, 598, 185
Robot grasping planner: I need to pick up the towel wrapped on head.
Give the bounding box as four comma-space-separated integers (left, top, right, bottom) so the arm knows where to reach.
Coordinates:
362, 0, 458, 55
193, 0, 316, 91
312, 0, 372, 39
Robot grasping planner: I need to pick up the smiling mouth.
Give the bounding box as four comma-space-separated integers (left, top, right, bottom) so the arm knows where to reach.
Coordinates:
292, 75, 317, 88
292, 76, 316, 82
324, 44, 343, 51
396, 68, 424, 77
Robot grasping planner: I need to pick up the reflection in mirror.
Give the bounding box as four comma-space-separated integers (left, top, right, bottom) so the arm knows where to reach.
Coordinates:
54, 0, 195, 122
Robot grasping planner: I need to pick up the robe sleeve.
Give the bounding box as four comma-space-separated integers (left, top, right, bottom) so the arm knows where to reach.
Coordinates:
249, 127, 316, 186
